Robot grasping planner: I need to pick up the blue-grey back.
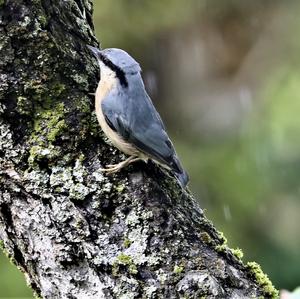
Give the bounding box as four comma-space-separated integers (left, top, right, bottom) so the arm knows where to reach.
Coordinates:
101, 74, 175, 162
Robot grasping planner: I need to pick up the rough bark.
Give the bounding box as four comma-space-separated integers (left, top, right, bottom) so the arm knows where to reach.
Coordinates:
0, 1, 278, 298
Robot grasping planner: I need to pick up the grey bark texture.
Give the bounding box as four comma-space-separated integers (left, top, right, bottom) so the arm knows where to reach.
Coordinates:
0, 1, 278, 298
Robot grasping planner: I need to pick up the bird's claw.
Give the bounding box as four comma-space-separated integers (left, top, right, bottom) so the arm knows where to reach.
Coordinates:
99, 156, 142, 175
99, 167, 119, 174
99, 162, 125, 174
106, 164, 117, 168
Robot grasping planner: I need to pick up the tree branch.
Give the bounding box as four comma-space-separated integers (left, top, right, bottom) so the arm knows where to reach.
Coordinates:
0, 0, 277, 298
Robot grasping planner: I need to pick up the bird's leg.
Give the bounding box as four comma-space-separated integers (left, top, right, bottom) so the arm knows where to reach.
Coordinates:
105, 156, 135, 170
100, 156, 142, 174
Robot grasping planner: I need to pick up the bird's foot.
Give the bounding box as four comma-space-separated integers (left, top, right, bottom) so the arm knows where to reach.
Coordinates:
100, 156, 141, 174
99, 161, 126, 174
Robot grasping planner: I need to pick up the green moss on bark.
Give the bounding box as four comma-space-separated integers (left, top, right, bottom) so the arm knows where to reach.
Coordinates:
31, 102, 66, 142
112, 253, 138, 276
246, 262, 278, 298
173, 264, 185, 274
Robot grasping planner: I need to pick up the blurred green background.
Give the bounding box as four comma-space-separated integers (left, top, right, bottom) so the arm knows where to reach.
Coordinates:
1, 0, 300, 297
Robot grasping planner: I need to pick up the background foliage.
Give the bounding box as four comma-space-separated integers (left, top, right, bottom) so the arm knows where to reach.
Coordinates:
1, 0, 299, 297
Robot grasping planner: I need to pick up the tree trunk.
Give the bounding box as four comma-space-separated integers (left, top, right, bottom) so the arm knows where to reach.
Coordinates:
0, 1, 278, 298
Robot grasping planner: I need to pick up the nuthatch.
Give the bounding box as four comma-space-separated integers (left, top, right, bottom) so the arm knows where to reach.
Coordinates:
88, 46, 189, 187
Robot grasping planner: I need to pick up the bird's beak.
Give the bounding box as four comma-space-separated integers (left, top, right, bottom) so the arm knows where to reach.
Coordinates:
87, 45, 103, 61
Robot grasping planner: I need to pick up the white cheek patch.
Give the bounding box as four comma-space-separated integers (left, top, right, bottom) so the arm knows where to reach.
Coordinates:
100, 66, 115, 78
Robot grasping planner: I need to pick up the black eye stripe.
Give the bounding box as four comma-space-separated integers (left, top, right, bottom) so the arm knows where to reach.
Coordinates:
99, 53, 128, 88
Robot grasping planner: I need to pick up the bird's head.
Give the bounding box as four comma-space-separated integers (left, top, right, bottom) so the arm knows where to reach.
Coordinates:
88, 46, 141, 87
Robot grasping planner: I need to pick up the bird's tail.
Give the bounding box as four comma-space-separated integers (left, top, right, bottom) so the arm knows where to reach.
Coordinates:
175, 169, 189, 188
170, 155, 189, 188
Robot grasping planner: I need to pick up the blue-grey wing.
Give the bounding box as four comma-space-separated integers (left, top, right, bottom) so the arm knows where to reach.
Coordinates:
101, 89, 179, 171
